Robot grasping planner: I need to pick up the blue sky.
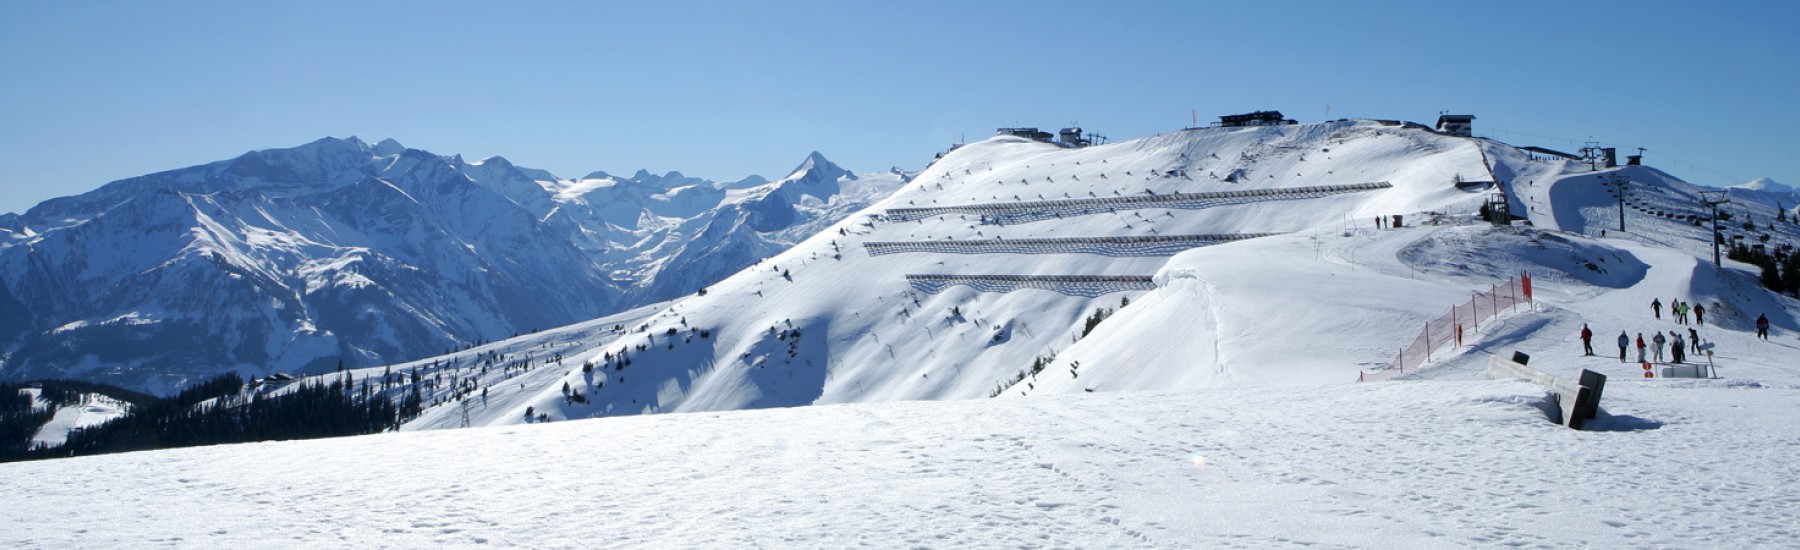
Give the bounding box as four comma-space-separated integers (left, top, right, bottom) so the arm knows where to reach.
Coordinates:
2, 1, 1795, 214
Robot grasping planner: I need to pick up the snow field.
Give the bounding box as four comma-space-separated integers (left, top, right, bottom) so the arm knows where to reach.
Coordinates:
5, 378, 1796, 548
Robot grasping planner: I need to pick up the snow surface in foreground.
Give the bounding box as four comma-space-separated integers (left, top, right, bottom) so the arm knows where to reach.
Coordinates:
4, 378, 1797, 548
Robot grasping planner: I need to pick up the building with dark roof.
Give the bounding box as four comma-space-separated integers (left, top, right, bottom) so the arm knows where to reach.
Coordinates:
1436, 114, 1475, 137
996, 127, 1053, 141
1218, 111, 1296, 127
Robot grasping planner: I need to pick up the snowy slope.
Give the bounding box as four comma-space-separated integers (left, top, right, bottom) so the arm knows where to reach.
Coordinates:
505, 121, 1512, 420
356, 119, 1796, 432
14, 387, 130, 448
0, 139, 902, 394
1022, 138, 1800, 396
6, 376, 1799, 548
354, 120, 1506, 425
1727, 177, 1800, 219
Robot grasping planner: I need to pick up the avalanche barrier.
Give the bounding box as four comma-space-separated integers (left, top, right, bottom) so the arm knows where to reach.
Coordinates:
865, 233, 1281, 257
905, 274, 1156, 297
882, 182, 1393, 224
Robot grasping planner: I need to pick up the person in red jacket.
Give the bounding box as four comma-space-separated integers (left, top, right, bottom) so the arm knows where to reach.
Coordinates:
1636, 333, 1647, 363
1580, 324, 1594, 355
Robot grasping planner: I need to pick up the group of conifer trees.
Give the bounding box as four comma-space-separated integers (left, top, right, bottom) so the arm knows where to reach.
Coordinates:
1727, 241, 1800, 296
2, 369, 418, 463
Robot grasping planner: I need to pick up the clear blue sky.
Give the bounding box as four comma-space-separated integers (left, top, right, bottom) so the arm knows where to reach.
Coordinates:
2, 1, 1795, 214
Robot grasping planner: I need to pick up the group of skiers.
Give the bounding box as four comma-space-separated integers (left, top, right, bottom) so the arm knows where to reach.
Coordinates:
1579, 323, 1699, 364
1649, 298, 1705, 326
1577, 297, 1780, 365
1654, 297, 1775, 342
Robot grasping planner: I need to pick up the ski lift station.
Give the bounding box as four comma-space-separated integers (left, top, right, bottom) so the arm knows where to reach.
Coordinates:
994, 126, 1107, 148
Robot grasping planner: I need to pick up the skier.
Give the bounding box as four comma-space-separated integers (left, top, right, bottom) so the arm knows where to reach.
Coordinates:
1652, 331, 1666, 363
1671, 331, 1686, 364
1636, 333, 1647, 364
1694, 303, 1706, 326
1756, 313, 1771, 340
1580, 324, 1594, 356
1651, 298, 1662, 319
1689, 328, 1701, 351
1674, 300, 1689, 325
1617, 331, 1630, 363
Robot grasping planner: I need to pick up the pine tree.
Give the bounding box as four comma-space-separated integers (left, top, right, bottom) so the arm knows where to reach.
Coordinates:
1760, 259, 1784, 291
1784, 252, 1800, 296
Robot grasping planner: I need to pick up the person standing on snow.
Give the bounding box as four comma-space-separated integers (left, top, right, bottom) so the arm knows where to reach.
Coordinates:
1757, 314, 1771, 340
1674, 301, 1689, 325
1652, 331, 1666, 363
1636, 333, 1647, 364
1617, 331, 1630, 363
1694, 303, 1706, 326
1652, 298, 1662, 319
1580, 324, 1594, 355
1671, 331, 1686, 364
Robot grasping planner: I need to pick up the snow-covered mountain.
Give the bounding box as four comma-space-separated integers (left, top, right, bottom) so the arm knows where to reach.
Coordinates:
0, 138, 904, 394
288, 118, 1789, 433
1728, 177, 1799, 217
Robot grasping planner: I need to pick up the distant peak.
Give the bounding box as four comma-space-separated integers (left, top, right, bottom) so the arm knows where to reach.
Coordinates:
1733, 177, 1793, 194
374, 138, 406, 156
285, 136, 377, 157
783, 151, 853, 183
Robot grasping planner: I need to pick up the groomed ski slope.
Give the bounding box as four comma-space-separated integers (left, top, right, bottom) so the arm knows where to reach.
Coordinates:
14, 388, 130, 448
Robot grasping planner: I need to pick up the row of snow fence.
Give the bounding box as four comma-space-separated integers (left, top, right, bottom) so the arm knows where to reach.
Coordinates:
865, 233, 1282, 257
905, 274, 1157, 297
1360, 273, 1533, 382
880, 182, 1394, 224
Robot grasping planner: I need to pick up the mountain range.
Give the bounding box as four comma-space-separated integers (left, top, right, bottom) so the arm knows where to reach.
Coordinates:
0, 138, 905, 394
